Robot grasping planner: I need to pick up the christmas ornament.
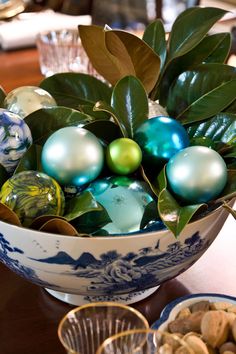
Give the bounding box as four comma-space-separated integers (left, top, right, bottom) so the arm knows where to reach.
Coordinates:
134, 116, 189, 169
4, 86, 57, 118
106, 138, 142, 175
86, 176, 155, 234
0, 109, 32, 174
41, 126, 104, 187
0, 170, 65, 226
166, 146, 228, 204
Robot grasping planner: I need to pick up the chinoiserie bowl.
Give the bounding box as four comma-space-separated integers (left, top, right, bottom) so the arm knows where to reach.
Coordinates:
152, 293, 236, 330
0, 201, 234, 306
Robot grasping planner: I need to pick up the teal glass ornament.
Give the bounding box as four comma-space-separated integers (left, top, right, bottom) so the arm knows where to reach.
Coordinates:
0, 170, 65, 226
166, 146, 228, 204
134, 116, 189, 170
86, 176, 155, 235
41, 127, 104, 187
106, 138, 142, 175
4, 86, 57, 119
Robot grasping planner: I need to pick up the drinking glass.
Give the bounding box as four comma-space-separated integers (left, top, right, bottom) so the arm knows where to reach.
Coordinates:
58, 302, 149, 354
96, 329, 194, 354
36, 29, 99, 78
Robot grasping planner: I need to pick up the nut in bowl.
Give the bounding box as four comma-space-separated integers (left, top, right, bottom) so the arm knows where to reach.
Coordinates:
0, 5, 235, 306
152, 293, 236, 353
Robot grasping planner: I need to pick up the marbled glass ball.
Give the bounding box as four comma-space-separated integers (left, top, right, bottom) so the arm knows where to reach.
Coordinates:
134, 116, 189, 170
166, 146, 228, 204
86, 176, 155, 234
41, 127, 104, 187
0, 109, 32, 174
4, 86, 57, 118
0, 170, 65, 226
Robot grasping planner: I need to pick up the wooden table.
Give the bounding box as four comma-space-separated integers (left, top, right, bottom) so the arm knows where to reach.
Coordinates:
0, 47, 236, 354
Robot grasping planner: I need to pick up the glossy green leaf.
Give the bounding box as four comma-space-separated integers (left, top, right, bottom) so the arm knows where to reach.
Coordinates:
79, 104, 110, 120
40, 72, 112, 109
0, 164, 8, 188
158, 188, 205, 237
14, 144, 42, 174
71, 203, 111, 234
222, 201, 236, 220
64, 191, 102, 221
177, 80, 236, 124
25, 107, 91, 145
84, 120, 123, 145
79, 25, 161, 93
204, 33, 231, 63
168, 7, 227, 60
111, 76, 148, 138
142, 19, 166, 70
159, 33, 232, 105
167, 64, 236, 123
187, 113, 236, 144
0, 86, 6, 107
140, 200, 159, 229
94, 101, 127, 137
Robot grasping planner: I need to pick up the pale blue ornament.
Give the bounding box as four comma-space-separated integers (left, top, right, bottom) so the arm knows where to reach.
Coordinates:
41, 126, 104, 187
0, 109, 32, 174
166, 146, 228, 203
86, 176, 155, 235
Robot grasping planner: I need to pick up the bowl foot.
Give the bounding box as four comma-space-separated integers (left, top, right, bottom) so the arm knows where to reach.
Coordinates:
45, 286, 159, 306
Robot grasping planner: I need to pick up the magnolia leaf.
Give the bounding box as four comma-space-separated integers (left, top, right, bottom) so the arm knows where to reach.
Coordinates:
111, 76, 148, 138
204, 33, 231, 63
107, 30, 161, 93
177, 80, 236, 124
39, 218, 79, 236
0, 202, 21, 226
222, 201, 236, 220
79, 104, 110, 120
64, 191, 102, 221
71, 203, 111, 234
155, 167, 167, 195
215, 169, 236, 203
142, 19, 167, 71
0, 86, 6, 107
0, 164, 8, 188
168, 7, 227, 60
30, 215, 66, 230
159, 33, 231, 105
24, 107, 91, 145
84, 120, 123, 145
158, 188, 205, 237
140, 200, 159, 229
40, 72, 112, 108
94, 101, 127, 137
14, 144, 42, 174
167, 63, 236, 122
187, 113, 236, 144
79, 25, 135, 86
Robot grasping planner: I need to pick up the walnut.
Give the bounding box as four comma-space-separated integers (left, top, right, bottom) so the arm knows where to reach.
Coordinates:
201, 310, 230, 348
168, 311, 205, 335
184, 334, 209, 354
231, 319, 236, 342
190, 301, 210, 313
219, 342, 236, 354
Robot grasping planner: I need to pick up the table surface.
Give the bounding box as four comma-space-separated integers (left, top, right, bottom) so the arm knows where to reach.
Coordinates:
0, 47, 236, 354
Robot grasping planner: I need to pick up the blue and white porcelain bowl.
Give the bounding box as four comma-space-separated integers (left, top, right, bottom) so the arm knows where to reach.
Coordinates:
0, 202, 233, 306
152, 293, 236, 330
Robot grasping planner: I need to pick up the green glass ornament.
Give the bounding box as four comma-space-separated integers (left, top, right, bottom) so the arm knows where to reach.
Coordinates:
106, 138, 142, 175
0, 171, 65, 226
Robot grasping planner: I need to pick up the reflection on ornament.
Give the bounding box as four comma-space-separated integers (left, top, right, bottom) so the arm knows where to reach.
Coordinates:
41, 127, 104, 187
0, 170, 65, 226
106, 138, 142, 175
166, 146, 228, 203
4, 86, 57, 118
86, 176, 155, 235
134, 116, 189, 170
0, 109, 32, 174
